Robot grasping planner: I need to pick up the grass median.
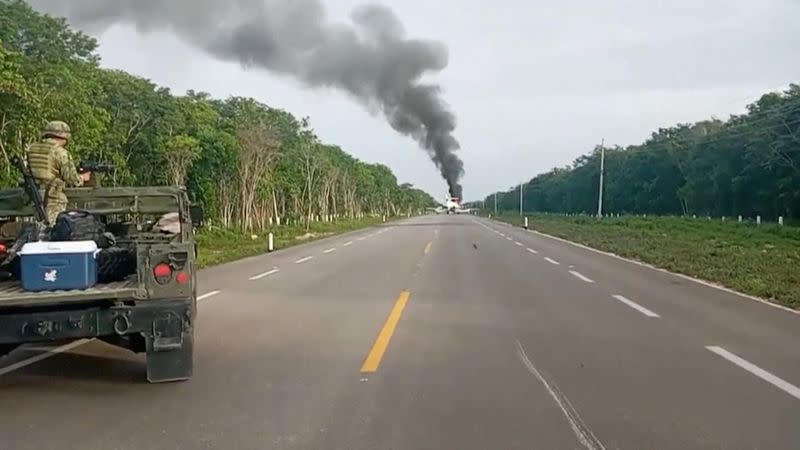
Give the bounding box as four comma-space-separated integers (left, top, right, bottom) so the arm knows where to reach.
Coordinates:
196, 216, 393, 269
491, 214, 800, 310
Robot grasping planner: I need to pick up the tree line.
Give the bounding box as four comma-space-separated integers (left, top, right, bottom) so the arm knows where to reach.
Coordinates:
0, 0, 436, 231
486, 84, 800, 220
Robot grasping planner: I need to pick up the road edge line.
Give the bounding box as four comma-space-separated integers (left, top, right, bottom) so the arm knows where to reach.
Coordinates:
0, 339, 92, 376
482, 217, 799, 316
516, 340, 605, 450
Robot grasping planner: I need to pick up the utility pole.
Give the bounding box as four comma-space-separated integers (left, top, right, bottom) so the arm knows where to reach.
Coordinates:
597, 138, 605, 218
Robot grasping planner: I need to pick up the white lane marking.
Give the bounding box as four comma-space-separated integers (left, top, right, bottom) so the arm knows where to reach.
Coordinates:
569, 271, 595, 283
526, 248, 538, 254
323, 248, 337, 254
249, 268, 280, 280
0, 339, 92, 376
511, 223, 800, 316
506, 237, 513, 241
515, 241, 524, 247
295, 256, 314, 264
611, 295, 660, 318
198, 290, 222, 301
343, 241, 353, 247
499, 233, 506, 237
516, 341, 605, 450
356, 237, 366, 241
706, 346, 800, 400
544, 257, 560, 265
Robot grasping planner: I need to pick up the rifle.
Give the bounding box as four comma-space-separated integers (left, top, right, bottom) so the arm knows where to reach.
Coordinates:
14, 156, 49, 227
78, 161, 117, 188
78, 160, 116, 174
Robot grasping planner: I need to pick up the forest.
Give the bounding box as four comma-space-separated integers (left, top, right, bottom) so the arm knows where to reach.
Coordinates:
486, 85, 800, 220
0, 0, 436, 231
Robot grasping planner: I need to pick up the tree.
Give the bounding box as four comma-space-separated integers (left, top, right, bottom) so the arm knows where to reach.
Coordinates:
0, 1, 438, 231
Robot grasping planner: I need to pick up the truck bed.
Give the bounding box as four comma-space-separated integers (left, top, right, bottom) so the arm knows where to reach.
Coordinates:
0, 279, 139, 307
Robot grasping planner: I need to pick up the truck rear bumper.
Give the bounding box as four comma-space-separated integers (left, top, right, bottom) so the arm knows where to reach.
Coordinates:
0, 300, 194, 348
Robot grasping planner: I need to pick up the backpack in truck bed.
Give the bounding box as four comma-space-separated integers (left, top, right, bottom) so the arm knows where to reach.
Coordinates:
50, 210, 112, 248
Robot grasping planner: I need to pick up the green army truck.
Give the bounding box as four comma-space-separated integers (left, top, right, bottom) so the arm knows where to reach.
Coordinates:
0, 186, 200, 383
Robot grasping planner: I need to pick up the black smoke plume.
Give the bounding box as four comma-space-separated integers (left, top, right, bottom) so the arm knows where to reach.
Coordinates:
31, 0, 464, 197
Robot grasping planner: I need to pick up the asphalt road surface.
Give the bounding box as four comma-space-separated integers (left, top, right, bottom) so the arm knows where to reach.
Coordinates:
0, 215, 798, 450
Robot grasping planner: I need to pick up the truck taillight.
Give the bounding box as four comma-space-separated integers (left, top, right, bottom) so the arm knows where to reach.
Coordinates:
175, 271, 190, 284
153, 263, 172, 284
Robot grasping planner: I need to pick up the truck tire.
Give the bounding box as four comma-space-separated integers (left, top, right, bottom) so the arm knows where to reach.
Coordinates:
97, 247, 137, 283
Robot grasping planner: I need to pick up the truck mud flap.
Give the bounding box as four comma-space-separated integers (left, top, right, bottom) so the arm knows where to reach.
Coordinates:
145, 329, 193, 383
143, 310, 194, 383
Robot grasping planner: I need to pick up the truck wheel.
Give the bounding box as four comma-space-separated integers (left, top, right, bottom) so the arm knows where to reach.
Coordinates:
145, 329, 194, 383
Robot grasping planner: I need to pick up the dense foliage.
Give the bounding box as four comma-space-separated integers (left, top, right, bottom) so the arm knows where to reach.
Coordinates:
486, 85, 800, 219
0, 0, 436, 230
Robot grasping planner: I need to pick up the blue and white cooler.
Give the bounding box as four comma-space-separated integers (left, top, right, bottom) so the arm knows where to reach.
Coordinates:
18, 241, 99, 291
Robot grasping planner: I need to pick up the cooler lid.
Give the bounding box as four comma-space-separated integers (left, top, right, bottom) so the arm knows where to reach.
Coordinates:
19, 240, 98, 255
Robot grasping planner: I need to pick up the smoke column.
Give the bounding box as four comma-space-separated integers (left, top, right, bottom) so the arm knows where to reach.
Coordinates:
31, 0, 464, 197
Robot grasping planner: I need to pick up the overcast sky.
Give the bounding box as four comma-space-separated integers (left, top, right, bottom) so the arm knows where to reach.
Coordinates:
34, 0, 800, 201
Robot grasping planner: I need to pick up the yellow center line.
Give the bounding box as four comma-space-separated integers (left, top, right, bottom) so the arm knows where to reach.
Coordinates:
360, 290, 411, 373
424, 241, 433, 254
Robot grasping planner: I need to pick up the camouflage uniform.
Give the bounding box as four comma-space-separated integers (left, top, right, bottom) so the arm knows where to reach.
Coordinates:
25, 121, 83, 224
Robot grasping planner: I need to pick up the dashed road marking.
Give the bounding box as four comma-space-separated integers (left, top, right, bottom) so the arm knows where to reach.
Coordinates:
344, 241, 353, 247
198, 290, 222, 301
323, 248, 337, 254
706, 346, 800, 400
544, 257, 560, 265
526, 248, 538, 254
515, 241, 524, 247
295, 256, 314, 264
249, 269, 280, 280
611, 294, 660, 318
569, 271, 594, 283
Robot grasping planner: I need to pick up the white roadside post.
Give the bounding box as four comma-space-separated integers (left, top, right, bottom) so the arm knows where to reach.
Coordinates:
268, 233, 274, 252
738, 215, 742, 223
779, 216, 784, 226
757, 215, 761, 226
524, 217, 528, 230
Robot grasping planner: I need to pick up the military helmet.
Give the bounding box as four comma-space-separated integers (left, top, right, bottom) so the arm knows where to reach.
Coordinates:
42, 120, 71, 140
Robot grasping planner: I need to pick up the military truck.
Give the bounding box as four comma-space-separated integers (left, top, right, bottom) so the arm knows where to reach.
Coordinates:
0, 185, 200, 383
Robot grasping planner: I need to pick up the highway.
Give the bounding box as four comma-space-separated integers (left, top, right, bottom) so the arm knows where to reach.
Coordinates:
0, 214, 798, 449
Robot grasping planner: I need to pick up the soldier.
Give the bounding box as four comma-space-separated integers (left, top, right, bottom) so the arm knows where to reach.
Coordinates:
25, 121, 92, 224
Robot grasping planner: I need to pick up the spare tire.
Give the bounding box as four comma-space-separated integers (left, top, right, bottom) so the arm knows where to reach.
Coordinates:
97, 247, 137, 283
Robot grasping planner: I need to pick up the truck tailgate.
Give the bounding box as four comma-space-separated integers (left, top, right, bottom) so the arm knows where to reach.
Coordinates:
0, 279, 139, 307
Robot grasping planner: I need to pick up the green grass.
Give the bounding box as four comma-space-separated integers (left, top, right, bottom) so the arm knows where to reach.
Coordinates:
195, 216, 393, 269
491, 213, 800, 309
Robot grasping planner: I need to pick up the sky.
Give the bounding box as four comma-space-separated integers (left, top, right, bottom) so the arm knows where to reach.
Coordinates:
31, 0, 800, 201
